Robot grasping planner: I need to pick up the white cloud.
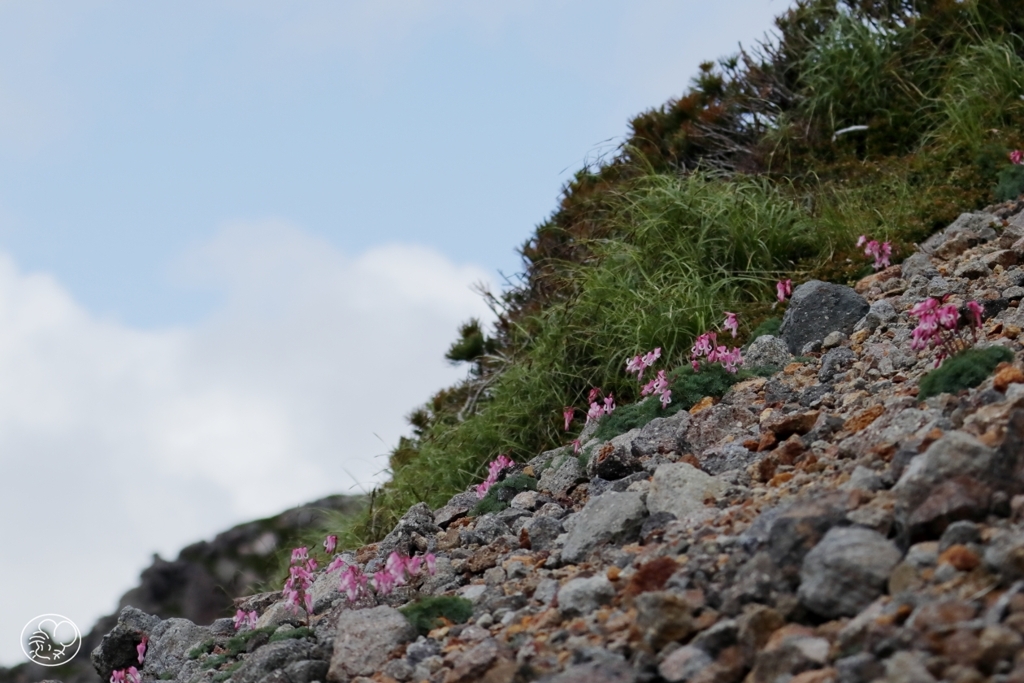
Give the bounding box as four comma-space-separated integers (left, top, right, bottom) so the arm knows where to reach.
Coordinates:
0, 222, 493, 665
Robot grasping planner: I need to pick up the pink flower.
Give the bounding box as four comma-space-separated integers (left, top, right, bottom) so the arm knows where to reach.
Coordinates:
246, 611, 258, 629
861, 236, 893, 270
603, 394, 616, 414
910, 298, 938, 317
585, 401, 604, 425
372, 570, 395, 595
562, 406, 574, 431
659, 389, 672, 409
776, 279, 792, 302
327, 556, 348, 573
624, 355, 644, 377
233, 609, 248, 631
304, 593, 313, 613
126, 668, 141, 683
857, 235, 867, 247
137, 636, 148, 665
110, 671, 125, 683
723, 312, 739, 338
721, 347, 744, 374
291, 547, 309, 563
305, 558, 318, 573
476, 454, 514, 498
424, 553, 437, 575
339, 566, 367, 602
386, 552, 407, 585
324, 535, 338, 555
967, 301, 983, 329
572, 439, 581, 454
405, 555, 423, 577
587, 387, 602, 403
1011, 150, 1023, 165
937, 304, 959, 329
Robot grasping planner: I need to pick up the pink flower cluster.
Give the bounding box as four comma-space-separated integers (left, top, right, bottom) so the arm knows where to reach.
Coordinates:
776, 279, 792, 303
857, 235, 892, 271
110, 668, 141, 683
626, 347, 672, 408
585, 387, 616, 424
1011, 150, 1023, 165
110, 641, 147, 683
282, 547, 316, 616
476, 454, 515, 498
233, 609, 258, 631
691, 330, 743, 374
328, 550, 436, 601
909, 297, 983, 367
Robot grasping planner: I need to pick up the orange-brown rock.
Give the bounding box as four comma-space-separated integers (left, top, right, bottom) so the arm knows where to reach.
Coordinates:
995, 363, 1024, 392
844, 405, 885, 433
939, 544, 982, 571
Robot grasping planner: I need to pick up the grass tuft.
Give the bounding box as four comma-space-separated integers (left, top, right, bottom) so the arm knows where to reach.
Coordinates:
400, 597, 474, 636
471, 474, 537, 516
918, 346, 1014, 400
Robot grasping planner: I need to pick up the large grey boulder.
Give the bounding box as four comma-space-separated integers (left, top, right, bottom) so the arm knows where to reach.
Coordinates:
538, 454, 587, 497
377, 502, 439, 558
779, 280, 870, 354
328, 606, 416, 681
647, 463, 728, 520
233, 640, 316, 683
91, 607, 161, 682
798, 527, 902, 618
561, 491, 646, 564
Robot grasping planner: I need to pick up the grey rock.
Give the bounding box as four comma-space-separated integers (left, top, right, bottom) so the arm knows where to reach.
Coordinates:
690, 619, 738, 655
589, 470, 650, 498
233, 640, 314, 683
900, 252, 938, 281
255, 600, 307, 631
539, 659, 637, 683
855, 299, 899, 333
926, 276, 951, 298
91, 607, 162, 682
779, 280, 870, 354
381, 658, 413, 682
520, 516, 564, 552
538, 454, 587, 497
845, 466, 883, 492
822, 331, 846, 349
377, 502, 439, 558
561, 491, 646, 564
745, 335, 792, 368
405, 637, 440, 665
586, 429, 643, 480
801, 340, 823, 354
686, 404, 758, 453
923, 212, 997, 253
534, 578, 560, 606
285, 660, 330, 683
938, 520, 981, 551
798, 527, 902, 618
882, 651, 936, 683
699, 442, 758, 476
310, 554, 356, 614
510, 490, 539, 510
819, 347, 856, 382
954, 258, 991, 279
764, 379, 796, 405
633, 591, 695, 651
144, 617, 211, 679
647, 463, 728, 520
328, 606, 416, 681
658, 646, 713, 683
1003, 285, 1024, 300
836, 652, 884, 683
462, 515, 511, 546
631, 412, 691, 458
768, 496, 849, 576
983, 531, 1024, 582
557, 575, 615, 616
751, 632, 830, 683
434, 492, 480, 528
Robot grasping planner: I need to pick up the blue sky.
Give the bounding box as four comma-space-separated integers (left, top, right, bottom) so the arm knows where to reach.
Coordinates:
0, 0, 790, 666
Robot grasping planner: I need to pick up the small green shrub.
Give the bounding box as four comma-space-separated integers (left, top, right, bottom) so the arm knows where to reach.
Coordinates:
471, 473, 537, 516
746, 317, 782, 344
269, 627, 312, 643
201, 654, 228, 671
918, 346, 1014, 400
996, 164, 1024, 202
187, 639, 215, 660
400, 597, 474, 636
211, 662, 243, 683
593, 364, 775, 442
225, 627, 276, 657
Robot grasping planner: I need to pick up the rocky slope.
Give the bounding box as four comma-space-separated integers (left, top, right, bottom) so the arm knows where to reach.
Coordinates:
1, 495, 362, 683
87, 202, 1024, 683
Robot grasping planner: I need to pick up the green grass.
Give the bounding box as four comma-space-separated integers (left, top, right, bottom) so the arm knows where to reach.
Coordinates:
187, 639, 216, 660
918, 346, 1014, 400
225, 627, 276, 657
400, 597, 474, 636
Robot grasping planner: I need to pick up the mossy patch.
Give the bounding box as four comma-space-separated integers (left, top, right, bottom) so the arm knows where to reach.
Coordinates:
399, 597, 474, 636
471, 473, 537, 516
187, 639, 216, 660
269, 627, 312, 643
224, 627, 276, 657
918, 346, 1014, 400
211, 661, 243, 683
746, 317, 783, 344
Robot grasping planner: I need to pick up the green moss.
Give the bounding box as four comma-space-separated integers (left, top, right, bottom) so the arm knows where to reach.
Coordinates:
996, 164, 1024, 202
187, 639, 215, 660
399, 597, 474, 636
225, 627, 276, 657
593, 364, 776, 442
201, 655, 228, 671
159, 674, 175, 680
211, 661, 243, 683
269, 626, 312, 643
746, 317, 783, 343
918, 346, 1014, 400
471, 474, 537, 516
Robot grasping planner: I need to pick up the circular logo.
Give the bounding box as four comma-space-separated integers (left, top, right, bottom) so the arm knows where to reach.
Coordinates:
20, 614, 81, 666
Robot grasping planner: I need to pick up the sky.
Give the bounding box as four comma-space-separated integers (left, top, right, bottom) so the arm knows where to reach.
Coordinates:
0, 0, 791, 667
